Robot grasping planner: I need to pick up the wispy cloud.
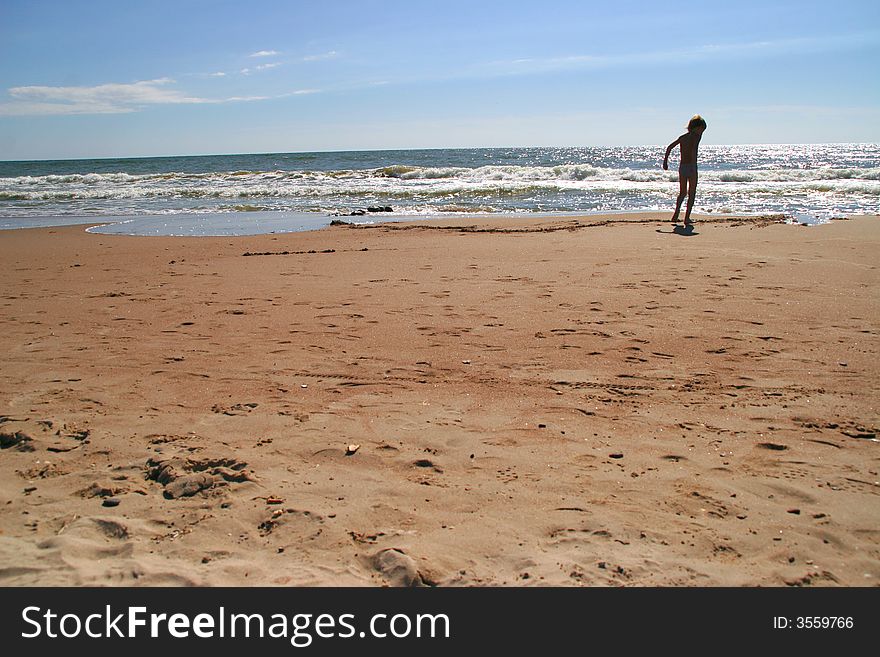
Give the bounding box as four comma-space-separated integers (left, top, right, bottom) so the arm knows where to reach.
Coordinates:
240, 62, 282, 75
483, 33, 880, 77
202, 48, 341, 82
0, 77, 309, 116
224, 95, 272, 102
0, 78, 208, 116
302, 50, 339, 62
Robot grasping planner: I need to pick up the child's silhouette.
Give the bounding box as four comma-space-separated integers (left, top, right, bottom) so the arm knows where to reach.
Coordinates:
663, 115, 707, 227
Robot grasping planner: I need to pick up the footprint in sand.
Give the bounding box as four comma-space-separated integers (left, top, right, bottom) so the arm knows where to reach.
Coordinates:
145, 453, 253, 499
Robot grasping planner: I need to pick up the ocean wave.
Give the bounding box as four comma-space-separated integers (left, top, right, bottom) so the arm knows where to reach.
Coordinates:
2, 178, 877, 202
437, 204, 499, 213
4, 164, 879, 190
715, 168, 880, 183
7, 172, 142, 185
718, 172, 756, 182
227, 204, 273, 212
3, 145, 879, 221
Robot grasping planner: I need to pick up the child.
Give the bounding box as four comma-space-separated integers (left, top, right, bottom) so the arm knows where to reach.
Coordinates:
663, 115, 707, 227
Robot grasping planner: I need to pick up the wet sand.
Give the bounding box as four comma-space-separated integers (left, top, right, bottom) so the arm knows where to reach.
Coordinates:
0, 212, 877, 586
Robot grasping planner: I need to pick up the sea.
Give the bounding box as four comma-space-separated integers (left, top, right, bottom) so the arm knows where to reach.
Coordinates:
0, 144, 877, 236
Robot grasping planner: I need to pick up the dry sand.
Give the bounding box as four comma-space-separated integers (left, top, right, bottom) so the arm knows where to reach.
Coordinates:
0, 212, 877, 586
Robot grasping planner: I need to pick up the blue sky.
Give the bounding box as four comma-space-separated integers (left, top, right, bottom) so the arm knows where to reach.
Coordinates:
1, 0, 878, 159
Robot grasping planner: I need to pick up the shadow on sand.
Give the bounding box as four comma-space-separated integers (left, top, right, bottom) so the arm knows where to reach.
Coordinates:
656, 224, 698, 237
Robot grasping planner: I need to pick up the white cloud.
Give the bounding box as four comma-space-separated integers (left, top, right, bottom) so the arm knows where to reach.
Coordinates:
261, 89, 322, 100
302, 50, 339, 62
250, 50, 280, 58
209, 71, 227, 77
224, 95, 271, 102
0, 78, 209, 116
0, 77, 302, 116
241, 61, 282, 75
484, 33, 880, 77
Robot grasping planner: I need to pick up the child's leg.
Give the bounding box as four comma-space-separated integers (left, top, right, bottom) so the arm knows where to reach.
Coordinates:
672, 175, 687, 221
683, 174, 698, 224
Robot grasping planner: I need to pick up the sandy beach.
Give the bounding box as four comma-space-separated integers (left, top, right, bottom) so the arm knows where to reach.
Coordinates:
0, 212, 877, 587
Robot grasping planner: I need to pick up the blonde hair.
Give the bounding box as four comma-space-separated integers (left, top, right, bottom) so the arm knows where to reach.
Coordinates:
688, 114, 707, 131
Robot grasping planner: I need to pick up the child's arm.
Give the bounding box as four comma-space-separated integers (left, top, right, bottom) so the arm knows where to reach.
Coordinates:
662, 137, 681, 170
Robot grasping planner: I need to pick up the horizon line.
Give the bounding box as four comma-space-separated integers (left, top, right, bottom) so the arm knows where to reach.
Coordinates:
2, 141, 878, 164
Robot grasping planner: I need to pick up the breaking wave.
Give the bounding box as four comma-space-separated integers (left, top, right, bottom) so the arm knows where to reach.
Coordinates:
2, 144, 878, 220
